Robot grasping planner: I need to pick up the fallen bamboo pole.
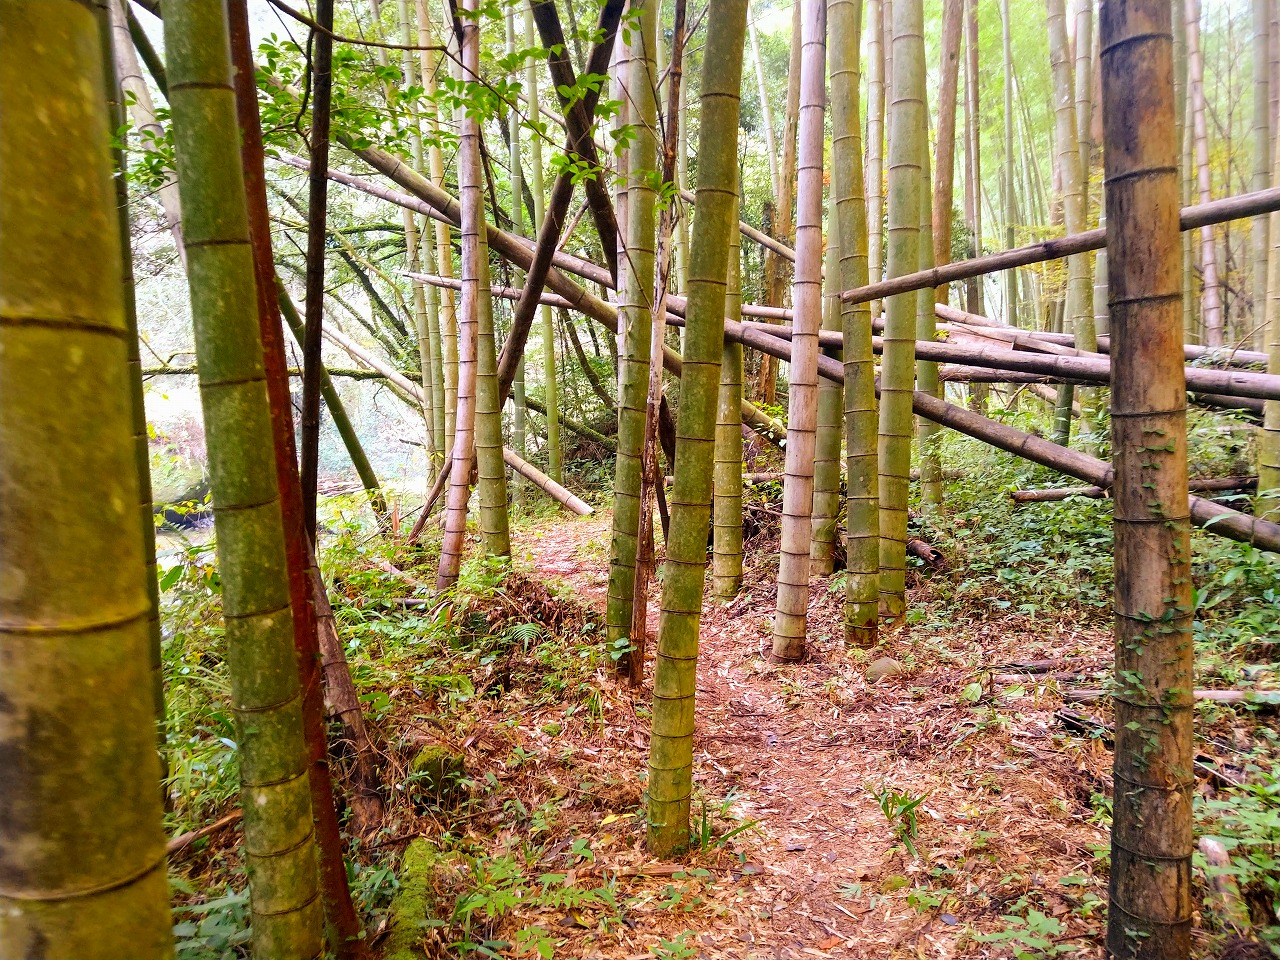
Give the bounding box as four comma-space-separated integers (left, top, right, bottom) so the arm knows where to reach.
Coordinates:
938, 303, 1270, 367
841, 184, 1280, 306
503, 447, 593, 515
727, 318, 1280, 553
1009, 477, 1256, 502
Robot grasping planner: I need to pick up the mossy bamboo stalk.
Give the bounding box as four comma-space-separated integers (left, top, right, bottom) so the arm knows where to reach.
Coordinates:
1000, 0, 1018, 326
228, 8, 373, 949
0, 4, 172, 954
647, 0, 747, 855
606, 0, 658, 646
811, 213, 844, 576
831, 0, 877, 645
877, 0, 925, 620
713, 192, 745, 599
164, 1, 322, 954
773, 0, 828, 660
1099, 3, 1194, 956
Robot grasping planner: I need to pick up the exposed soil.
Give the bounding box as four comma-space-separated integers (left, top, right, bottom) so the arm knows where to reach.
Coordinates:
509, 513, 1121, 959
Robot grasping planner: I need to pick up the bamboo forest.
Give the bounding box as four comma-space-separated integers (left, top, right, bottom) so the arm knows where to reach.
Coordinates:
14, 0, 1280, 957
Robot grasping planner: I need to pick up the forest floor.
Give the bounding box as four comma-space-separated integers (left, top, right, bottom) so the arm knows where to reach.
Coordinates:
164, 423, 1280, 959
494, 512, 1118, 960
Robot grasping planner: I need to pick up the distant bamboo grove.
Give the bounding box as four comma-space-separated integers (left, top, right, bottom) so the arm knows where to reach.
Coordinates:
4, 0, 1280, 957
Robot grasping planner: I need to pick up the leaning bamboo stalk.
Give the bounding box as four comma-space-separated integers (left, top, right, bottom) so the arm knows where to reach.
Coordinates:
1011, 477, 1256, 503
342, 143, 788, 444
842, 185, 1280, 306
165, 1, 322, 953
502, 448, 593, 515
774, 0, 828, 661
2, 3, 172, 952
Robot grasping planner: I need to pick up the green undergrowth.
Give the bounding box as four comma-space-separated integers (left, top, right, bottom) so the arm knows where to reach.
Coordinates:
159, 498, 736, 958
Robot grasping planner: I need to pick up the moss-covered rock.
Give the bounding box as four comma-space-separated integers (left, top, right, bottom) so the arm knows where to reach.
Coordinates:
409, 745, 465, 807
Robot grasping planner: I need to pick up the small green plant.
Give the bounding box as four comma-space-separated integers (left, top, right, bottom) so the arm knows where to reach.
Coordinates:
651, 931, 699, 960
171, 884, 251, 960
868, 784, 929, 858
971, 908, 1067, 959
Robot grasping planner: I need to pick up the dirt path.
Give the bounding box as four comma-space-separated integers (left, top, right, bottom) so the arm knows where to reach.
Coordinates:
519, 513, 1113, 958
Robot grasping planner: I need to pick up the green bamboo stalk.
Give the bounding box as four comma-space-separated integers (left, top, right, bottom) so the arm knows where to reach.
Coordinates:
811, 210, 844, 575
105, 0, 168, 775
606, 0, 658, 645
506, 4, 526, 509
0, 4, 172, 954
1099, 4, 1194, 956
831, 0, 877, 646
1255, 0, 1272, 352
164, 1, 322, 955
1047, 0, 1093, 446
648, 0, 747, 854
916, 128, 942, 511
398, 0, 443, 465
866, 0, 885, 345
713, 191, 745, 599
526, 2, 563, 483
876, 0, 925, 620
1258, 71, 1280, 517
416, 0, 457, 454
773, 0, 827, 661
1000, 0, 1017, 327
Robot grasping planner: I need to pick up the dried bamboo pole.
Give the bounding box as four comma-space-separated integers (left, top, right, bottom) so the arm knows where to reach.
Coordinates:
773, 0, 828, 660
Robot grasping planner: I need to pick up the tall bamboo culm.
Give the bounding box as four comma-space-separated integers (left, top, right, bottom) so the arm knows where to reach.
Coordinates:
877, 0, 925, 620
811, 212, 845, 576
1254, 0, 1271, 349
915, 133, 942, 510
105, 0, 168, 766
606, 0, 658, 645
647, 0, 748, 855
773, 0, 828, 661
164, 1, 323, 955
712, 192, 745, 599
526, 2, 563, 483
417, 0, 458, 454
1258, 64, 1280, 517
1100, 2, 1194, 957
1186, 0, 1224, 347
831, 0, 877, 645
866, 0, 885, 320
0, 4, 173, 955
